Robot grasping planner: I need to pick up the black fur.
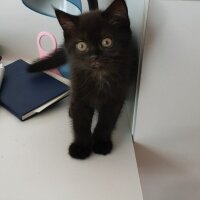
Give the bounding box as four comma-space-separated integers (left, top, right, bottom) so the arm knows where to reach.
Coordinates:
28, 0, 138, 159
28, 48, 66, 72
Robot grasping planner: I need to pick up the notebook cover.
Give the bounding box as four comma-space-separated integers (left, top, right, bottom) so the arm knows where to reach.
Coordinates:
0, 60, 69, 120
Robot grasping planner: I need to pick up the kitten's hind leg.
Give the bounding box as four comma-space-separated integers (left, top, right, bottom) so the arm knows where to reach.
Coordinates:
69, 101, 94, 159
92, 100, 124, 155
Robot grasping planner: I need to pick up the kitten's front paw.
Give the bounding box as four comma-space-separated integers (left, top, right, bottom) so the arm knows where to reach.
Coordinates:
69, 142, 91, 159
93, 140, 113, 155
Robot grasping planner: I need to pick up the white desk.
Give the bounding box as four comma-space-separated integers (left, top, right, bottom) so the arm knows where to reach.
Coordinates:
0, 97, 142, 200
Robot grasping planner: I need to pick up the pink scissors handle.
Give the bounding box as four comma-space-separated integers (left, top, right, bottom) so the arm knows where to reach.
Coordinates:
37, 31, 57, 58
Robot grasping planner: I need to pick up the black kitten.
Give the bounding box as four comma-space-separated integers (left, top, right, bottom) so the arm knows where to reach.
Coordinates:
28, 0, 138, 159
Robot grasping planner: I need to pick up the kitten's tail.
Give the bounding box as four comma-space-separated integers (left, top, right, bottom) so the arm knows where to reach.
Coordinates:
28, 48, 67, 72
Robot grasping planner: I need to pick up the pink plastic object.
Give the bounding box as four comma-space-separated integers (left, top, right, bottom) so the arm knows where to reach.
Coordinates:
37, 32, 61, 76
37, 31, 57, 58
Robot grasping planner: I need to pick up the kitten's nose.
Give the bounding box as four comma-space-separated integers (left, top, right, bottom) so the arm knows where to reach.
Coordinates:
90, 55, 98, 60
90, 56, 100, 69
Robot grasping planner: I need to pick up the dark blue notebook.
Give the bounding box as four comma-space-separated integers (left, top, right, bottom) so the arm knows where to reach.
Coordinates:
0, 60, 70, 120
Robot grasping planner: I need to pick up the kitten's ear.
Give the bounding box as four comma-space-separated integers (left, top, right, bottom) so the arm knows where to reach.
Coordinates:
103, 0, 129, 25
55, 9, 78, 31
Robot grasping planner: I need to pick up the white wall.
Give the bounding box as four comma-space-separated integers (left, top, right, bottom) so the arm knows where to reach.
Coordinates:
125, 0, 149, 133
0, 0, 146, 60
0, 0, 64, 61
134, 1, 200, 199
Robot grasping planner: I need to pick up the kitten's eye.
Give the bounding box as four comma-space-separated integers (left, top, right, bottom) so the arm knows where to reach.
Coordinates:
76, 42, 88, 52
101, 38, 113, 48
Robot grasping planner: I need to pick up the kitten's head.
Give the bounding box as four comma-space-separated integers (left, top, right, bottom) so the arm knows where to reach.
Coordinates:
55, 0, 132, 76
